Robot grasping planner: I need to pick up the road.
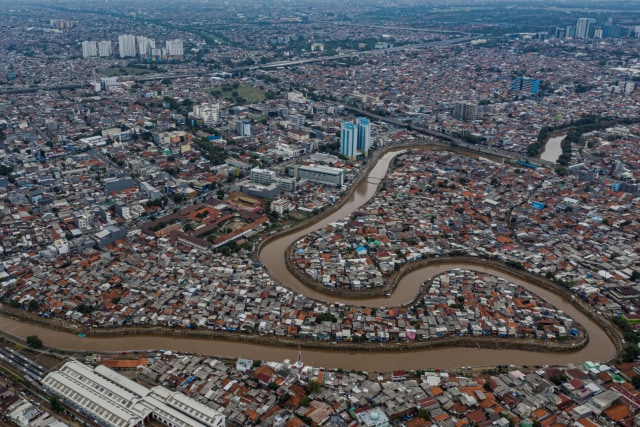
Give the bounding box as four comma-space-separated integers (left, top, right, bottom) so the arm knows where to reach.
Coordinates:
342, 105, 554, 168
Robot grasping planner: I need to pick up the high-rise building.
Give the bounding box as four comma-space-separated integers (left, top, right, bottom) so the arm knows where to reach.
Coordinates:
453, 102, 479, 121
513, 77, 540, 94
82, 41, 97, 58
236, 120, 251, 136
137, 36, 155, 57
250, 168, 275, 185
166, 39, 184, 56
565, 25, 576, 39
575, 18, 594, 39
340, 121, 357, 160
98, 41, 112, 57
356, 117, 371, 156
602, 24, 621, 39
192, 102, 219, 126
118, 34, 137, 58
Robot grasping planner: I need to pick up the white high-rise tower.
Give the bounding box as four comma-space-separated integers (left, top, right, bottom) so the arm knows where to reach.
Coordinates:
166, 39, 184, 56
82, 41, 98, 58
98, 41, 112, 57
118, 34, 137, 58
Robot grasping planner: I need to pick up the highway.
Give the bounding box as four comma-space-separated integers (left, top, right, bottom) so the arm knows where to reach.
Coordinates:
342, 105, 554, 169
0, 33, 478, 95
232, 35, 479, 72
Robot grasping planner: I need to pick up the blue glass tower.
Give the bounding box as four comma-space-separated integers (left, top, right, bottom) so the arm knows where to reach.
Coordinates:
340, 121, 357, 160
356, 117, 371, 157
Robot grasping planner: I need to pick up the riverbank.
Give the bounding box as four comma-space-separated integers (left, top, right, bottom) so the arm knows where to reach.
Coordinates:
0, 297, 588, 355
0, 140, 621, 369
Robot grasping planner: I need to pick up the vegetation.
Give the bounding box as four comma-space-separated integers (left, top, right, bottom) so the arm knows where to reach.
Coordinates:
528, 115, 640, 165
26, 335, 43, 349
50, 395, 63, 412
315, 312, 337, 323
305, 380, 321, 394
195, 140, 229, 166
613, 316, 640, 362
76, 303, 96, 314
200, 83, 272, 104
0, 164, 13, 176
99, 65, 166, 77
548, 372, 567, 385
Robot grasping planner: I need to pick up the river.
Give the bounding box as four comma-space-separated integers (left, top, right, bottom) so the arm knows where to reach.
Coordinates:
0, 150, 618, 371
540, 134, 566, 163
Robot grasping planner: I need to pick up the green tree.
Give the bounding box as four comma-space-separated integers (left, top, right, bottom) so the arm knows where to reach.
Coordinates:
315, 313, 337, 323
306, 379, 321, 394
622, 344, 640, 363
278, 393, 292, 404
28, 299, 39, 312
554, 166, 568, 176
417, 409, 431, 420
26, 335, 43, 349
50, 395, 63, 412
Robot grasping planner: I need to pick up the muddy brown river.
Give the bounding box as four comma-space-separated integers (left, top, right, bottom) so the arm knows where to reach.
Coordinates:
0, 151, 617, 370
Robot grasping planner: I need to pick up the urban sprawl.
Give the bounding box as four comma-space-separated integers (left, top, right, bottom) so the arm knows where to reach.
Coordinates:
1, 1, 640, 427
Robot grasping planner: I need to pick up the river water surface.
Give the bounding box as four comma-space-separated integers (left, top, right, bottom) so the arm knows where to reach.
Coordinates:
0, 150, 618, 370
540, 134, 566, 163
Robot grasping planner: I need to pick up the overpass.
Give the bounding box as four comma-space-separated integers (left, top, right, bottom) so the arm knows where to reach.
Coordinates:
342, 105, 554, 169
231, 35, 478, 73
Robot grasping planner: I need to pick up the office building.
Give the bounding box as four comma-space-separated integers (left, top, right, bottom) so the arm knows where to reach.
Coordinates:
250, 167, 275, 185
356, 117, 371, 156
192, 102, 219, 126
101, 77, 118, 91
166, 39, 184, 56
575, 18, 594, 39
565, 25, 576, 39
340, 121, 357, 160
137, 36, 155, 56
118, 34, 137, 58
42, 360, 225, 427
513, 77, 540, 94
98, 41, 112, 57
271, 199, 290, 216
602, 24, 621, 39
236, 120, 251, 136
297, 164, 344, 187
82, 41, 97, 58
453, 101, 479, 121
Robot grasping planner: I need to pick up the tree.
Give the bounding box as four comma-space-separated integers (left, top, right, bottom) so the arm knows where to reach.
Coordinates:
26, 335, 43, 349
632, 375, 640, 389
622, 344, 640, 363
278, 393, 292, 404
315, 313, 336, 323
554, 166, 568, 176
417, 409, 431, 420
50, 395, 63, 412
306, 380, 321, 394
28, 299, 39, 312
